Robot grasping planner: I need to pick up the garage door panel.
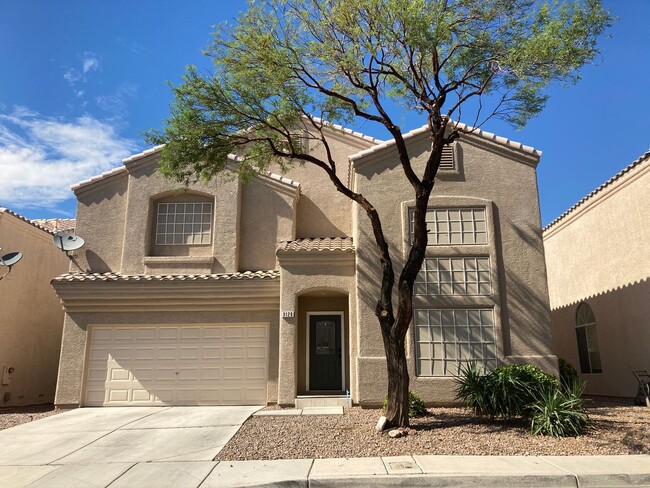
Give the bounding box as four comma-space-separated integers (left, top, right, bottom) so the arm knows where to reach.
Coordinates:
136, 328, 156, 340
135, 348, 155, 360
224, 346, 244, 359
85, 324, 268, 406
201, 367, 221, 380
247, 345, 266, 359
179, 347, 200, 360
201, 346, 222, 360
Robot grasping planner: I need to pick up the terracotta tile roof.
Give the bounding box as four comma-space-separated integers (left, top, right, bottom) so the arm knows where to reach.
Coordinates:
543, 150, 650, 233
31, 218, 76, 233
52, 270, 280, 283
348, 121, 541, 162
0, 207, 59, 235
277, 237, 354, 252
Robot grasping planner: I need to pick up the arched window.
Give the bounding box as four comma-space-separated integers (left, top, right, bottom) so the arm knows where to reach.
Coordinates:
575, 302, 602, 374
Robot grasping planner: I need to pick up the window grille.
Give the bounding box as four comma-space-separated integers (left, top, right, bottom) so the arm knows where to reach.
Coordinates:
411, 207, 488, 245
414, 257, 491, 296
155, 202, 212, 245
415, 308, 497, 376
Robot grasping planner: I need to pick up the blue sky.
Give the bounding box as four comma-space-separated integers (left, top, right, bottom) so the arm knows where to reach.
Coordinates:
1, 1, 648, 226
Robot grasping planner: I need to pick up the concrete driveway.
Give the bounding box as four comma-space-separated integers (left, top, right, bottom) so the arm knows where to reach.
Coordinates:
0, 406, 260, 487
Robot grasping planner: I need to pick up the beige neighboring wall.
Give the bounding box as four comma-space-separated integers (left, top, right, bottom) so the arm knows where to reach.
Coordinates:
544, 153, 650, 397
0, 210, 70, 406
352, 129, 554, 404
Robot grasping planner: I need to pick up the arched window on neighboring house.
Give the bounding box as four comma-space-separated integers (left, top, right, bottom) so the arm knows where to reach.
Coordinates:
575, 302, 602, 374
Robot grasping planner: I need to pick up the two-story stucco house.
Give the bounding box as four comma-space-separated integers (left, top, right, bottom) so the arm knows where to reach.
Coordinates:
52, 122, 556, 408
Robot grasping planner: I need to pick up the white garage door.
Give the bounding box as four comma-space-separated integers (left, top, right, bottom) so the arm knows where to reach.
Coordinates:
84, 324, 268, 406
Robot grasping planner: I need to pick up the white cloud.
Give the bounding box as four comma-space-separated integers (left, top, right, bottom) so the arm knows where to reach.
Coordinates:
96, 83, 139, 117
82, 56, 100, 74
63, 52, 100, 87
0, 108, 139, 209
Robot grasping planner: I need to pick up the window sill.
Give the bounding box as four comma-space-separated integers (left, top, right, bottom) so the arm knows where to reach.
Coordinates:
143, 256, 216, 274
144, 256, 215, 265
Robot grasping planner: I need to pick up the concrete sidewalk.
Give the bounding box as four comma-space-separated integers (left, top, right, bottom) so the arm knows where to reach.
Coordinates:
1, 455, 649, 487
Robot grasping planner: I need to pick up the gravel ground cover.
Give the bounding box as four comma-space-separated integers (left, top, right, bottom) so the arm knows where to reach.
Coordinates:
217, 398, 650, 460
0, 404, 61, 431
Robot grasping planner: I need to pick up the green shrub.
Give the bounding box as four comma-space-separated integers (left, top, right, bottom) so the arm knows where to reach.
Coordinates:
455, 362, 557, 419
455, 362, 494, 417
529, 378, 590, 437
381, 391, 428, 418
558, 358, 579, 391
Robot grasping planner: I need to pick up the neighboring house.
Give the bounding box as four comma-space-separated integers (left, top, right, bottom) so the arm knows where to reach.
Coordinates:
544, 151, 650, 398
0, 208, 73, 406
52, 122, 555, 408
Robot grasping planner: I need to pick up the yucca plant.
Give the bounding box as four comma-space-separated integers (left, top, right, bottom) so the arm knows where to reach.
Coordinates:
455, 362, 494, 417
529, 378, 590, 437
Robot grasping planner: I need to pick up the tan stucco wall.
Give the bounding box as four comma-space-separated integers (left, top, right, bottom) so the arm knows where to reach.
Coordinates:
544, 161, 650, 309
0, 214, 70, 405
550, 281, 649, 398
74, 175, 128, 273
239, 178, 296, 271
272, 128, 375, 239
353, 132, 554, 404
544, 158, 650, 397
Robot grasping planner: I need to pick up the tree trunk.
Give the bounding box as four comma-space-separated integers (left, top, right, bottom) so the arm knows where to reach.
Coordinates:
383, 329, 410, 428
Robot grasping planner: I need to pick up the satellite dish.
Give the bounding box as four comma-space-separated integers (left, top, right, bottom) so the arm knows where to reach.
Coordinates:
0, 252, 23, 267
53, 232, 85, 256
0, 250, 22, 281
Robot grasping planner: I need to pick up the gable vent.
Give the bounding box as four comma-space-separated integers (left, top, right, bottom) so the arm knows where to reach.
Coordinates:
439, 145, 455, 170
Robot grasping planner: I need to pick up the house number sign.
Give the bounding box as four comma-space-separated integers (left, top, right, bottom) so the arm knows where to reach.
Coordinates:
282, 311, 295, 318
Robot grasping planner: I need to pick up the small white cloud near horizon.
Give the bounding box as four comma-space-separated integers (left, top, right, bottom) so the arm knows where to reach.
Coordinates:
0, 108, 139, 210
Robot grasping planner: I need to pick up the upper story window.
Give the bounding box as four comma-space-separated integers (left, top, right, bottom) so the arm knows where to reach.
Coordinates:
575, 302, 602, 374
155, 202, 212, 245
410, 207, 487, 245
415, 257, 491, 296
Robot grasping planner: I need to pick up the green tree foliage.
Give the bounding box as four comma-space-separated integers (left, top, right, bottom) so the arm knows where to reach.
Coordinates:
147, 0, 611, 428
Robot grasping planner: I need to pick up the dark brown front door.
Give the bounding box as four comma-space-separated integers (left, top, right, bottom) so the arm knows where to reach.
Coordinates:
309, 314, 342, 391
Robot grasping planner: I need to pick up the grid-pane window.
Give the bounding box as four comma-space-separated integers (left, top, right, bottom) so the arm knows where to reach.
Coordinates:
415, 257, 491, 296
412, 208, 487, 245
575, 302, 602, 374
155, 202, 212, 245
415, 308, 497, 376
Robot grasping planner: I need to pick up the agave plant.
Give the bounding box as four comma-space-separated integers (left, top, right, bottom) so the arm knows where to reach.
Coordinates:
529, 378, 590, 437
